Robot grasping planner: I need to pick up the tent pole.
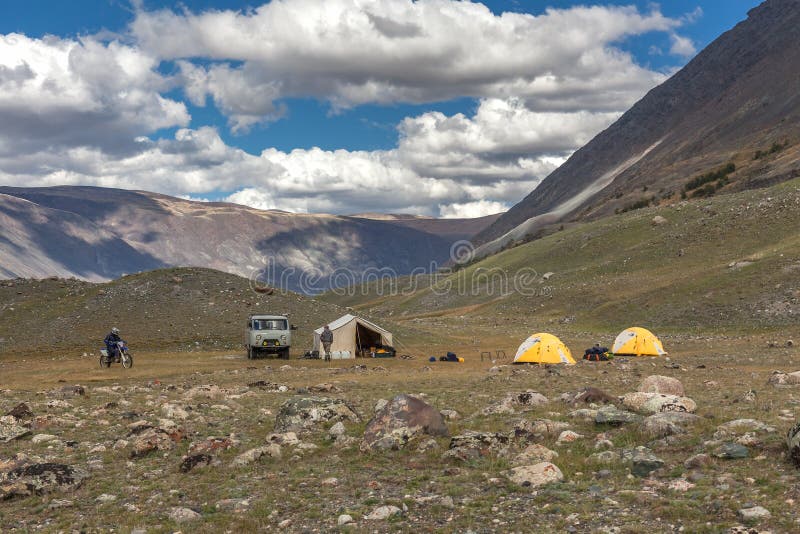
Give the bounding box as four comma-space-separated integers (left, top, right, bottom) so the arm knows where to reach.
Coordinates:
356, 325, 363, 359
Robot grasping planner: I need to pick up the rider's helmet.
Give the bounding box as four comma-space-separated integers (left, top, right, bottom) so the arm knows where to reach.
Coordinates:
111, 327, 120, 335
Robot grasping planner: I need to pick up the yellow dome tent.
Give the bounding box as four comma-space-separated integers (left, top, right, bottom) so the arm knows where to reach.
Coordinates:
612, 327, 667, 356
513, 333, 575, 364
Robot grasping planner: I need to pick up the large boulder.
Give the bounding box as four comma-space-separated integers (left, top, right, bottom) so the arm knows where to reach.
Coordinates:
127, 422, 184, 459
641, 412, 701, 438
274, 397, 360, 433
622, 447, 664, 477
506, 462, 564, 488
638, 376, 685, 397
620, 392, 696, 414
787, 422, 800, 467
360, 394, 447, 452
482, 391, 549, 415
0, 457, 88, 500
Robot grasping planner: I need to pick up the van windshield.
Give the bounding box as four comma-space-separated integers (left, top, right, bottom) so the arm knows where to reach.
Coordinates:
252, 319, 288, 331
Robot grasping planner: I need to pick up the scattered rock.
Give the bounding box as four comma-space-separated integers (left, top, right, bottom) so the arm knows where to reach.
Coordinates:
512, 419, 571, 441
169, 506, 202, 523
188, 436, 237, 455
0, 458, 89, 499
128, 424, 183, 459
328, 422, 346, 438
620, 392, 696, 414
275, 397, 360, 433
439, 409, 460, 420
641, 412, 701, 438
179, 453, 213, 473
96, 493, 117, 503
512, 444, 559, 466
651, 215, 669, 226
737, 505, 771, 522
309, 383, 341, 393
231, 444, 282, 466
5, 403, 34, 421
684, 453, 713, 470
714, 442, 749, 460
767, 370, 800, 387
360, 394, 448, 452
638, 375, 685, 396
338, 514, 354, 526
365, 505, 401, 520
444, 431, 511, 461
48, 385, 85, 398
568, 387, 618, 406
0, 416, 31, 443
626, 447, 665, 478
482, 391, 549, 415
506, 462, 564, 488
595, 406, 642, 426
556, 430, 584, 444
31, 434, 59, 445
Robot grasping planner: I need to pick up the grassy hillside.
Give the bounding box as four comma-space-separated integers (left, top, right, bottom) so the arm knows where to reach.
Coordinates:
321, 177, 800, 335
0, 267, 434, 357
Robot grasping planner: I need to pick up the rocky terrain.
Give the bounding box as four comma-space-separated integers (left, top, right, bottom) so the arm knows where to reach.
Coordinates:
0, 187, 498, 290
1, 339, 800, 532
476, 0, 800, 256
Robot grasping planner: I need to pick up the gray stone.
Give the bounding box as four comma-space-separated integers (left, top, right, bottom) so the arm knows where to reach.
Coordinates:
620, 392, 696, 414
169, 507, 202, 523
506, 462, 564, 488
0, 416, 31, 443
641, 412, 701, 438
638, 375, 685, 396
482, 390, 549, 415
360, 394, 448, 452
444, 431, 510, 461
365, 505, 401, 520
737, 505, 771, 521
629, 448, 664, 477
274, 396, 360, 433
595, 406, 642, 426
338, 514, 354, 526
714, 442, 749, 460
0, 459, 89, 500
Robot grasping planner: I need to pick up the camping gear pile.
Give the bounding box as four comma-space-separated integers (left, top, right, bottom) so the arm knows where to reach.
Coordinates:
429, 352, 464, 363
513, 327, 667, 365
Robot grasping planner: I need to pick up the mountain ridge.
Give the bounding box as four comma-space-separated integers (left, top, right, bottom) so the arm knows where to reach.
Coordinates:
474, 0, 800, 254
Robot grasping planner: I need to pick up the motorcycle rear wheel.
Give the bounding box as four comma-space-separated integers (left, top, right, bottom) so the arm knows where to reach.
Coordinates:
100, 356, 111, 369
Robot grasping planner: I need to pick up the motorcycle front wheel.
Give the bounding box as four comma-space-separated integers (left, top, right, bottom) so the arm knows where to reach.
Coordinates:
121, 353, 133, 369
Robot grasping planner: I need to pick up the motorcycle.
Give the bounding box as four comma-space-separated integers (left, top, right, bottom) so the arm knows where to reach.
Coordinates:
100, 341, 133, 369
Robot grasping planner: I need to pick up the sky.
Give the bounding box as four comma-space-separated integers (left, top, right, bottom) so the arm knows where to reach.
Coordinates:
0, 0, 762, 218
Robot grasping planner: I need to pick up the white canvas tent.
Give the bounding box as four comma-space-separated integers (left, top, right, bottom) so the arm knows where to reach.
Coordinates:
313, 314, 393, 358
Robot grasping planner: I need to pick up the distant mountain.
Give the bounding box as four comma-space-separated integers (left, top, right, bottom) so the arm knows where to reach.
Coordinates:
351, 212, 502, 242
0, 186, 464, 291
475, 0, 800, 254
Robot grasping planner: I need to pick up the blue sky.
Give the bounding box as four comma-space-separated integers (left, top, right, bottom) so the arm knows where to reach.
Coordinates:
0, 0, 763, 216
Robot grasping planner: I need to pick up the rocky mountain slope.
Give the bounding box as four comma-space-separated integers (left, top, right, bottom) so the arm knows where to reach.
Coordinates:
475, 0, 800, 255
351, 212, 501, 242
0, 187, 493, 291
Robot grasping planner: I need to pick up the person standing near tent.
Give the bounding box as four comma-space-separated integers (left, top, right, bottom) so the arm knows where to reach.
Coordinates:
320, 325, 334, 361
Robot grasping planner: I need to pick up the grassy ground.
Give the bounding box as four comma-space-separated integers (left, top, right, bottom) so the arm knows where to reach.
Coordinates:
2, 331, 800, 532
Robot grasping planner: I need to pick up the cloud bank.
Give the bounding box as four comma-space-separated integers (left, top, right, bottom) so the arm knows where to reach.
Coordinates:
0, 0, 699, 218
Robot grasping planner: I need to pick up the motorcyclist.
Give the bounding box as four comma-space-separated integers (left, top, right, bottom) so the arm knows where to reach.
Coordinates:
104, 327, 123, 363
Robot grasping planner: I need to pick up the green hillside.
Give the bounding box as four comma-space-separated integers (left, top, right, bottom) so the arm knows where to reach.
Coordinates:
322, 177, 800, 334
0, 267, 428, 356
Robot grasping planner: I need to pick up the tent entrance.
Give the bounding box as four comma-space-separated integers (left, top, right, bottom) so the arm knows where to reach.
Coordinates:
356, 323, 383, 357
